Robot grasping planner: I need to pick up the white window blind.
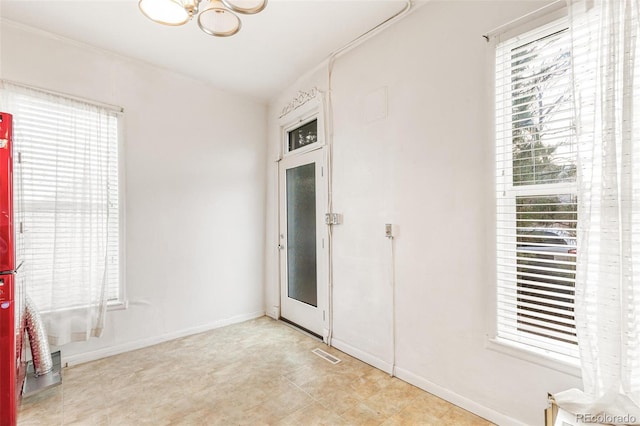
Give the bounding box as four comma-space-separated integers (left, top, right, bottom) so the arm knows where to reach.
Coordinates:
1, 83, 121, 314
495, 19, 579, 361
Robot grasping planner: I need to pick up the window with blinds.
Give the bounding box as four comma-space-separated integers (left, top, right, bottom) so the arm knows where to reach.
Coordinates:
2, 84, 121, 312
495, 19, 579, 361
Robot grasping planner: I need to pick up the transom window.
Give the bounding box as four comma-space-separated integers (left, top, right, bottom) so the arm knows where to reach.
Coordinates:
288, 119, 318, 152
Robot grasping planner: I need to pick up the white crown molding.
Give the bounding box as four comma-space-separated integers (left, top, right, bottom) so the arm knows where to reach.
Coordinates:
279, 87, 319, 119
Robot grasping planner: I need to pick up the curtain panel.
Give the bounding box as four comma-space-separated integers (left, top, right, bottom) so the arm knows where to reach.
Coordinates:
0, 82, 119, 346
555, 0, 640, 422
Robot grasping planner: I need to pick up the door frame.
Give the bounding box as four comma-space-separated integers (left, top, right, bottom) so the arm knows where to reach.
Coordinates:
276, 92, 329, 341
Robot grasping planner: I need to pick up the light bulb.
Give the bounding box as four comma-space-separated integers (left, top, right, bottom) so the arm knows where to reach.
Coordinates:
138, 0, 191, 26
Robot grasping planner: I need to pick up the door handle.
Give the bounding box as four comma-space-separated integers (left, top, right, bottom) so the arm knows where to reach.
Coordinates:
278, 244, 285, 250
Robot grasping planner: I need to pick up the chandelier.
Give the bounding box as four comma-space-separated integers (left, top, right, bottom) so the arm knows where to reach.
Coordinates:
139, 0, 267, 37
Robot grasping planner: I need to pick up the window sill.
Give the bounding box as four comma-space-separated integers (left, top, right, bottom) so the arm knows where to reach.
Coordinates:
107, 300, 128, 311
486, 337, 582, 378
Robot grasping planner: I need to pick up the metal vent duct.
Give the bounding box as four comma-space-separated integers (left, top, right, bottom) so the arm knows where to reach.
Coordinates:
25, 295, 53, 376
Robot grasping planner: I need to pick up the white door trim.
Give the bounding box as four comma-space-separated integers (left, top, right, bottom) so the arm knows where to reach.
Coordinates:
278, 147, 328, 340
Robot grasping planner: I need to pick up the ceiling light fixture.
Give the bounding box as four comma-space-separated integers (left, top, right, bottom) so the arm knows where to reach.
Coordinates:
139, 0, 267, 37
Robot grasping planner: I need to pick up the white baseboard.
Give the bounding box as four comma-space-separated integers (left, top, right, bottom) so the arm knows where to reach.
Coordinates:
266, 311, 278, 320
331, 338, 524, 426
393, 366, 526, 426
63, 310, 265, 367
330, 337, 393, 374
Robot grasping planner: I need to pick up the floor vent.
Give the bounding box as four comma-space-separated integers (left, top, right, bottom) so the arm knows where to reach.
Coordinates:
312, 348, 341, 364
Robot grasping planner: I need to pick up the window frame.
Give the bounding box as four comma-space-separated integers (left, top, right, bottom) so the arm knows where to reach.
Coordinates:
280, 92, 325, 158
3, 82, 126, 312
283, 112, 324, 157
110, 114, 127, 310
491, 13, 581, 369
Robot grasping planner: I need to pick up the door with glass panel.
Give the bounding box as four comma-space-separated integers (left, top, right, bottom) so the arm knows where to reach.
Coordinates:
279, 148, 326, 338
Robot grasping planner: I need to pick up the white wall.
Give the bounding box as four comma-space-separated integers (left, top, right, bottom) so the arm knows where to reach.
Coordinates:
1, 21, 267, 362
265, 2, 582, 425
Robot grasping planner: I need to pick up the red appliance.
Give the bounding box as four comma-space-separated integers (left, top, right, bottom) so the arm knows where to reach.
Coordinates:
0, 112, 26, 426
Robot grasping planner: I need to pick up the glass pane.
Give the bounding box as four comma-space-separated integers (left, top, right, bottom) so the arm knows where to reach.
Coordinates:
288, 119, 318, 152
286, 163, 317, 307
515, 194, 577, 345
510, 29, 576, 186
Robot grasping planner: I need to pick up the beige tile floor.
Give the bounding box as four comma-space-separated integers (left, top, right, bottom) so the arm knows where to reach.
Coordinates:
18, 317, 494, 425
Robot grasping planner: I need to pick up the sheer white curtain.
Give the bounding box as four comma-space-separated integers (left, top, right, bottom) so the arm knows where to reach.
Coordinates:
555, 0, 640, 421
1, 82, 118, 346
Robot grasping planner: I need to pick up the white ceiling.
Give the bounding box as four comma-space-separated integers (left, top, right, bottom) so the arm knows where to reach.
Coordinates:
0, 0, 411, 102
